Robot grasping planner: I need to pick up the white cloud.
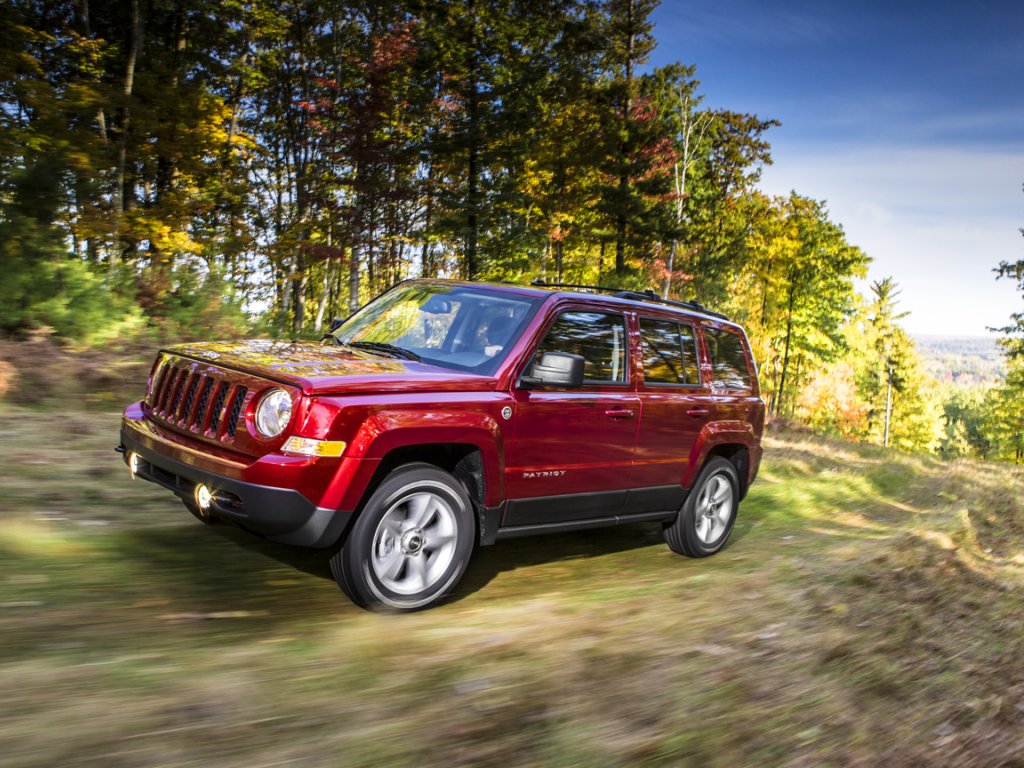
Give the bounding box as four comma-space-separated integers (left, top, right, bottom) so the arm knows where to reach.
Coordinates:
759, 143, 1024, 335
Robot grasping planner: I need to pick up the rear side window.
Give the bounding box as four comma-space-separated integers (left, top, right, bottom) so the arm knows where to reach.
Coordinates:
639, 318, 700, 385
705, 328, 752, 390
533, 311, 627, 383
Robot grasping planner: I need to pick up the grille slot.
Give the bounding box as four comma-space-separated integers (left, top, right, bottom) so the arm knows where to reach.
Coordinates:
180, 374, 200, 422
168, 370, 187, 415
226, 386, 248, 438
192, 378, 214, 429
150, 363, 171, 408
208, 384, 229, 434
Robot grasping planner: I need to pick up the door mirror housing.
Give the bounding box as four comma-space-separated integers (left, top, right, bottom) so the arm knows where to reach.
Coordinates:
328, 317, 346, 333
521, 352, 585, 389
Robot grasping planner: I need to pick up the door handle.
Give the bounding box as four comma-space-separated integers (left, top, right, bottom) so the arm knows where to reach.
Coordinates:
686, 408, 709, 418
605, 408, 634, 419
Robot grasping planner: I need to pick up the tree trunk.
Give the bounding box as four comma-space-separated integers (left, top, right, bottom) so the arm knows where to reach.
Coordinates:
292, 248, 307, 335
314, 260, 332, 330
464, 0, 480, 280
615, 0, 635, 276
774, 282, 797, 416
664, 240, 677, 299
349, 244, 360, 313
110, 0, 143, 271
73, 0, 108, 145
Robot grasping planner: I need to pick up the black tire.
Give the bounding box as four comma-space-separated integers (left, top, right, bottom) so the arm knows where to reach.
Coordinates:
330, 463, 475, 611
664, 456, 739, 557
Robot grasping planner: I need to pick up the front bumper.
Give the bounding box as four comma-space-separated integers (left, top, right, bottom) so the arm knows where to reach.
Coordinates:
120, 415, 353, 548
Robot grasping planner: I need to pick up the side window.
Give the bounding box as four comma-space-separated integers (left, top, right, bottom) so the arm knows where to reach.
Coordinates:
705, 328, 752, 390
533, 311, 627, 384
639, 319, 700, 385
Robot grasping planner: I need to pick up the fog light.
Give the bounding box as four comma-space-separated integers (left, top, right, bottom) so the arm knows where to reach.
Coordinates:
128, 451, 141, 478
281, 437, 347, 457
194, 483, 213, 511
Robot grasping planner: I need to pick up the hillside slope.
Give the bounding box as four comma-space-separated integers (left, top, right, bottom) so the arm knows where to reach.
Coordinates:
1, 410, 1023, 767
914, 334, 1005, 387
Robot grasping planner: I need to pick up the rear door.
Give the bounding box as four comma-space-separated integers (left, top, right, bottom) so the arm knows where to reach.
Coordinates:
504, 308, 640, 526
631, 314, 712, 509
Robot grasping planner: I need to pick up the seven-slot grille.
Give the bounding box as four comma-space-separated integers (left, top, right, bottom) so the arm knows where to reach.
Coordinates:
149, 359, 249, 440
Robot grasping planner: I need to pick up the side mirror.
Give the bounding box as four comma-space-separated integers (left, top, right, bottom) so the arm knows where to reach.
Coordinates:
521, 352, 585, 389
328, 317, 346, 333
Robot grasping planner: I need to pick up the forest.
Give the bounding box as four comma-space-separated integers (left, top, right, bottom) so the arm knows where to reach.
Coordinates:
1, 0, 1022, 462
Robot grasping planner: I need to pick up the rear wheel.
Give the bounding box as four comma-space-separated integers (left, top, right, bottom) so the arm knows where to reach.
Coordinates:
330, 463, 475, 611
664, 456, 739, 557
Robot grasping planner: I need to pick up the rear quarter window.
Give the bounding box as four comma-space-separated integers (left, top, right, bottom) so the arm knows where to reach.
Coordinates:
705, 328, 752, 390
639, 318, 700, 385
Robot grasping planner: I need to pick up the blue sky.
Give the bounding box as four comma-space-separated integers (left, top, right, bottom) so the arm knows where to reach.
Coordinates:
650, 0, 1024, 336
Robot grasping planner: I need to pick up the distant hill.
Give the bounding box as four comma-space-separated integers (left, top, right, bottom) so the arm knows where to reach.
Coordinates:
914, 334, 1005, 387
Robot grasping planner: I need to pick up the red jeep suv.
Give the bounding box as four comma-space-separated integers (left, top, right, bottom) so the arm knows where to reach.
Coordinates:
120, 280, 765, 610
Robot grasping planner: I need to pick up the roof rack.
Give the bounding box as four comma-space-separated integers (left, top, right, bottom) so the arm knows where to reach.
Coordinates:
529, 278, 730, 321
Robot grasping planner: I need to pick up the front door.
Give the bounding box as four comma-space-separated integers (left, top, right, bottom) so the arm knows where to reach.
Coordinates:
504, 309, 639, 527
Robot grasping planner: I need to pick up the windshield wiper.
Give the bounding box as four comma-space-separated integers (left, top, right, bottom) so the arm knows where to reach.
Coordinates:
346, 341, 421, 361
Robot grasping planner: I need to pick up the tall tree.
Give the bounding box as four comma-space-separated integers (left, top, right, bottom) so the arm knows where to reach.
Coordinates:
992, 182, 1024, 358
597, 0, 658, 278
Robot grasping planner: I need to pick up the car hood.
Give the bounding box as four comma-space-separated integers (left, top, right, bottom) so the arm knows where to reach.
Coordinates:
165, 340, 499, 395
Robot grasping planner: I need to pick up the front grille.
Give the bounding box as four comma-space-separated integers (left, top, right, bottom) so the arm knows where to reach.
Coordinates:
149, 359, 249, 441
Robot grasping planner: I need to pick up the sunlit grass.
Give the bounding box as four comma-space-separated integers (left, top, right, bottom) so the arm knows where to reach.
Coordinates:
1, 408, 1023, 766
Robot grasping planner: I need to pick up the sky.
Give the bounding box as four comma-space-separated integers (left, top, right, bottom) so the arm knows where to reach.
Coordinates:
650, 0, 1024, 336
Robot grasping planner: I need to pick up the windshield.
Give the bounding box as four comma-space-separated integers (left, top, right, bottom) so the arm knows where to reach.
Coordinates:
333, 283, 542, 375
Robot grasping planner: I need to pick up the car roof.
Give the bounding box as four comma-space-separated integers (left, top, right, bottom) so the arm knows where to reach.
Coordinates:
407, 279, 742, 330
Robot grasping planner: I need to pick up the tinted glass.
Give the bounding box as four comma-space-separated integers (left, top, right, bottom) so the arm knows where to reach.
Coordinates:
706, 328, 752, 389
639, 319, 700, 385
534, 311, 627, 383
334, 283, 540, 374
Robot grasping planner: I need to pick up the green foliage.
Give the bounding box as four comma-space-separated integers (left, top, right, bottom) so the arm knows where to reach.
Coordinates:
141, 263, 251, 341
982, 182, 1024, 463
845, 278, 940, 453
985, 360, 1024, 465
938, 386, 991, 459
727, 194, 868, 418
0, 157, 140, 344
5, 0, 1016, 467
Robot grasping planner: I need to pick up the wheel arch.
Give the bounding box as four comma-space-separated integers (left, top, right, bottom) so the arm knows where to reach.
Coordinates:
705, 444, 750, 499
364, 442, 488, 514
685, 424, 755, 500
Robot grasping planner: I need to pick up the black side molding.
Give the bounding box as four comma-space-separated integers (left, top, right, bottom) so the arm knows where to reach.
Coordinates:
495, 510, 678, 541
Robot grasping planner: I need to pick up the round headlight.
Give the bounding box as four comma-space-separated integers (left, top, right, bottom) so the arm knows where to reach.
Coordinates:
255, 388, 293, 438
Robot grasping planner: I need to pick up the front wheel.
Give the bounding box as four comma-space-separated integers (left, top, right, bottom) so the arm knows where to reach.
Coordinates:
330, 463, 475, 611
664, 456, 739, 557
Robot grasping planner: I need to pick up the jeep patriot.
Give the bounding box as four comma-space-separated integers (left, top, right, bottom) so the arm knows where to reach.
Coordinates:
120, 280, 765, 610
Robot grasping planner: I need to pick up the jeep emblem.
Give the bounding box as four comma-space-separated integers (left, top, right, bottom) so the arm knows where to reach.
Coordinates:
501, 406, 513, 420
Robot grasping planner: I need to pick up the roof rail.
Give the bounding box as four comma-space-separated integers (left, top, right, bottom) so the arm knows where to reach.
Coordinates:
529, 278, 730, 321
529, 278, 624, 293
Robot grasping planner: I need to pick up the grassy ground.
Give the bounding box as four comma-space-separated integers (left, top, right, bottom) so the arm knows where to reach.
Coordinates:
2, 408, 1023, 767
